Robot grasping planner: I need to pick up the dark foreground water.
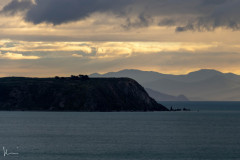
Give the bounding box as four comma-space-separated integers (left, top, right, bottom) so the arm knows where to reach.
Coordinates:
1, 102, 240, 160
160, 101, 240, 111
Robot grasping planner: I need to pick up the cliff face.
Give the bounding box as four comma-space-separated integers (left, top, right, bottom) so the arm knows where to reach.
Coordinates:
0, 77, 168, 111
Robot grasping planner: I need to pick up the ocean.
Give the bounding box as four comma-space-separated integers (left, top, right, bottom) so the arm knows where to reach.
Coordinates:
1, 102, 240, 160
160, 101, 240, 111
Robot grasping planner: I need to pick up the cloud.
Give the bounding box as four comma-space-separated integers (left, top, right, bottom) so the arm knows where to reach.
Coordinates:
122, 13, 153, 29
1, 51, 240, 77
0, 0, 34, 15
1, 0, 240, 32
25, 0, 132, 25
72, 54, 83, 58
0, 40, 220, 60
24, 0, 240, 32
0, 52, 40, 59
175, 0, 240, 32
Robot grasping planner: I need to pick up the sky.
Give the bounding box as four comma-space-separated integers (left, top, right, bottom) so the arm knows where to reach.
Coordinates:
1, 0, 240, 77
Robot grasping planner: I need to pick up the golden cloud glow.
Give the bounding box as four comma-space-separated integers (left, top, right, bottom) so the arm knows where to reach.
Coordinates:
0, 52, 40, 60
0, 40, 220, 59
72, 54, 83, 58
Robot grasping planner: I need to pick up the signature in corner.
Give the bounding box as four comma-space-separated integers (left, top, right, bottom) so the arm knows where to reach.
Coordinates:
3, 146, 19, 157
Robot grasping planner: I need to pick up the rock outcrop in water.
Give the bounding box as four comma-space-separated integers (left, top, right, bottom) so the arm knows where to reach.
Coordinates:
0, 77, 168, 111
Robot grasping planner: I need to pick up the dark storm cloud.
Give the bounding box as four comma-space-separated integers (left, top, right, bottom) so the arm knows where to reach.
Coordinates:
22, 0, 200, 25
25, 0, 133, 25
0, 0, 34, 15
2, 0, 240, 31
175, 0, 240, 32
122, 13, 153, 29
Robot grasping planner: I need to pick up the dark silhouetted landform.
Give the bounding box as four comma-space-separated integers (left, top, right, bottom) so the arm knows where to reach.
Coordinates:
0, 76, 168, 111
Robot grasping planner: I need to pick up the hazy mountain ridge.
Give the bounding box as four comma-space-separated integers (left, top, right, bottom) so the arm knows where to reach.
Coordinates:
91, 69, 167, 84
90, 69, 240, 101
0, 77, 168, 111
145, 88, 189, 101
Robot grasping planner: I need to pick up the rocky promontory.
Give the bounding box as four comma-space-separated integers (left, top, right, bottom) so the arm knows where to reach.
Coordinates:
0, 76, 168, 111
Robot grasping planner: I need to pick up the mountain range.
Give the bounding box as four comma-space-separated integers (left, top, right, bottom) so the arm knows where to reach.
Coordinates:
145, 88, 189, 102
90, 69, 240, 101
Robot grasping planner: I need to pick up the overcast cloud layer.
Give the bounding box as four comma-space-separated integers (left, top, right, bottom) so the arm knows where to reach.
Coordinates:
1, 0, 240, 76
1, 0, 240, 31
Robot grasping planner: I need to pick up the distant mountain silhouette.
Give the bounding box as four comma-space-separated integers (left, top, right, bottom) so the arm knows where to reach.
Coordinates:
145, 88, 189, 101
90, 69, 240, 101
91, 69, 166, 84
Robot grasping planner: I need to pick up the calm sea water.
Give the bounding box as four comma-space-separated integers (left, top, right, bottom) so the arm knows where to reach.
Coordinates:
0, 102, 240, 160
160, 101, 240, 111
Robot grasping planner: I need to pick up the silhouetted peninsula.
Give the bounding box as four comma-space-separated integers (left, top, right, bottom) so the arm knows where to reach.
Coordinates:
0, 76, 168, 111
